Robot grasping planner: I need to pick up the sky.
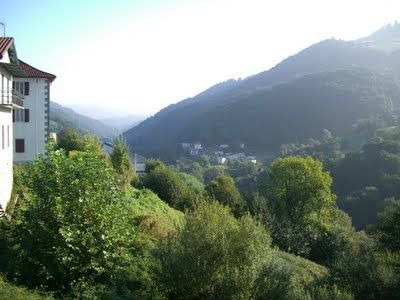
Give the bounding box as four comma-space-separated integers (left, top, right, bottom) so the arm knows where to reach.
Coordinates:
2, 0, 400, 118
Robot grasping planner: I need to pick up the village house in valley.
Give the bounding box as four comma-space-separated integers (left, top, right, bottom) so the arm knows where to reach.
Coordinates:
12, 60, 56, 162
0, 37, 55, 210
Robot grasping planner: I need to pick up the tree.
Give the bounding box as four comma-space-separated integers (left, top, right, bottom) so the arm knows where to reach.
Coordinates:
57, 128, 85, 152
206, 175, 246, 217
155, 201, 271, 299
261, 156, 357, 262
8, 146, 137, 296
369, 198, 400, 252
203, 165, 226, 185
143, 164, 198, 211
110, 137, 137, 187
262, 156, 336, 224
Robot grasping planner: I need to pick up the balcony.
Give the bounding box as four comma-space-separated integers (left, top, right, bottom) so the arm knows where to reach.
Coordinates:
0, 89, 24, 108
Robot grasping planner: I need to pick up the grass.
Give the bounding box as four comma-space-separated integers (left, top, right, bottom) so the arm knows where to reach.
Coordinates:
127, 188, 184, 239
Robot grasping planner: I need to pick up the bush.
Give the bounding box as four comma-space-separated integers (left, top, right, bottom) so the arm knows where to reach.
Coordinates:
155, 201, 271, 299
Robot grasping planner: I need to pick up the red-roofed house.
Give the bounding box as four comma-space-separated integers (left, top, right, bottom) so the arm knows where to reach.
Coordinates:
13, 59, 56, 163
0, 36, 56, 211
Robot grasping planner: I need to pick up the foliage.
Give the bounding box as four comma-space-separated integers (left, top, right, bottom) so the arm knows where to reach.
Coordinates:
331, 236, 400, 300
369, 198, 400, 252
261, 156, 357, 263
5, 146, 137, 296
128, 188, 183, 240
262, 156, 336, 224
280, 129, 343, 164
143, 163, 200, 211
203, 165, 226, 185
255, 251, 352, 300
155, 201, 271, 299
0, 276, 53, 300
178, 172, 205, 194
206, 175, 246, 217
332, 140, 400, 228
110, 136, 138, 187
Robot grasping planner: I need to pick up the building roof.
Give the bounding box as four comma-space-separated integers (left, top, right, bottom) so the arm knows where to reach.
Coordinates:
0, 37, 13, 58
17, 60, 56, 82
0, 62, 26, 76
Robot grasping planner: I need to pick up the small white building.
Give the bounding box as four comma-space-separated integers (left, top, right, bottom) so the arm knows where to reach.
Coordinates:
215, 150, 224, 156
193, 142, 202, 150
13, 60, 56, 163
219, 144, 229, 148
181, 142, 191, 149
217, 156, 226, 164
0, 37, 25, 210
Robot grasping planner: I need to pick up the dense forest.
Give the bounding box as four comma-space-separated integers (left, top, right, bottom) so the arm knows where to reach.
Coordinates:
0, 128, 399, 299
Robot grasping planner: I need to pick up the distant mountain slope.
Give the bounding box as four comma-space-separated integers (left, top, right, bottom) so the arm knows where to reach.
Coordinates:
50, 102, 118, 139
100, 114, 146, 132
124, 23, 400, 158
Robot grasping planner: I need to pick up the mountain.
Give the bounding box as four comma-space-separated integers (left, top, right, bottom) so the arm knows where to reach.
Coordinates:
50, 101, 118, 139
124, 23, 400, 159
100, 114, 146, 132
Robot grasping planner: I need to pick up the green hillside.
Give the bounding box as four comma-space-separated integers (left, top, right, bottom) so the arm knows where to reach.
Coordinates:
124, 23, 400, 159
50, 101, 118, 139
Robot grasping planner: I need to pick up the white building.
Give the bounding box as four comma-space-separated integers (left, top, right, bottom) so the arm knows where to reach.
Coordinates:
12, 60, 56, 163
193, 142, 202, 150
0, 37, 24, 210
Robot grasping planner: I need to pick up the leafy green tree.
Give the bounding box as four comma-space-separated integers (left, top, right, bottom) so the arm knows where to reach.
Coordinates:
261, 156, 357, 262
143, 164, 198, 211
8, 146, 137, 296
145, 158, 165, 173
57, 127, 86, 152
262, 156, 336, 224
155, 201, 271, 299
110, 137, 137, 188
203, 165, 226, 185
206, 175, 246, 217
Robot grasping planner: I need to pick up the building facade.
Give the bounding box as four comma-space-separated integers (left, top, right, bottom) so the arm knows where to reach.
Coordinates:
13, 60, 56, 163
0, 37, 24, 210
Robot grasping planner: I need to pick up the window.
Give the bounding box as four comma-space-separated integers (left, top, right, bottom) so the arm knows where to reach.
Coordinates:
13, 81, 24, 94
15, 139, 25, 153
14, 109, 27, 122
7, 125, 9, 147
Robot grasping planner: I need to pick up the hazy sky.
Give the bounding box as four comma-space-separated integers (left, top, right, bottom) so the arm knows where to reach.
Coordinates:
2, 0, 400, 118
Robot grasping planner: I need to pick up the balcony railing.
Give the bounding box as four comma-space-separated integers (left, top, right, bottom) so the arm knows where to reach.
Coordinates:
0, 89, 24, 107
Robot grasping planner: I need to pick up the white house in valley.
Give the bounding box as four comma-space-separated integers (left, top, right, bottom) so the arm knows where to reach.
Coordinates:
12, 60, 56, 162
0, 37, 24, 210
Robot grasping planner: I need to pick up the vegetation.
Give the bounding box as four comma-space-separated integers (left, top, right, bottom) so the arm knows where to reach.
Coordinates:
50, 101, 117, 139
1, 129, 399, 299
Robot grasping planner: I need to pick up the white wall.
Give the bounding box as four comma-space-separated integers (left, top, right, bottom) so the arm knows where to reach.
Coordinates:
13, 78, 48, 162
0, 106, 13, 210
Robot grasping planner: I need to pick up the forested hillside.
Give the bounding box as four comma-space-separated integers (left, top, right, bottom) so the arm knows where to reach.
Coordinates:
124, 23, 400, 159
50, 101, 118, 139
1, 131, 399, 299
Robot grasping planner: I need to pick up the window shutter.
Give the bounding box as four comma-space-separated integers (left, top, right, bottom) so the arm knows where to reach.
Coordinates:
24, 82, 30, 95
12, 109, 15, 122
12, 81, 15, 90
15, 139, 25, 153
24, 109, 30, 122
